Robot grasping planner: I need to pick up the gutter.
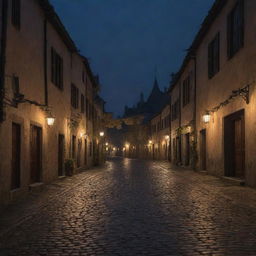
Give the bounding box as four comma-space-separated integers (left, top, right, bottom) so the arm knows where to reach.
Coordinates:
0, 0, 8, 122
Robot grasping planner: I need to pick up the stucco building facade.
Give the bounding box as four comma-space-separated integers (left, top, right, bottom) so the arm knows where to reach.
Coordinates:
0, 0, 105, 204
168, 0, 256, 187
150, 104, 171, 161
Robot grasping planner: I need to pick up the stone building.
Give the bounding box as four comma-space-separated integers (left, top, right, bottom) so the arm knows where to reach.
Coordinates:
149, 104, 171, 161
169, 0, 256, 187
107, 78, 170, 159
0, 0, 105, 204
170, 58, 196, 168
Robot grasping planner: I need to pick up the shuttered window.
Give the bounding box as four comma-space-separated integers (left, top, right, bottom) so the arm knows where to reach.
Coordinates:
81, 94, 85, 113
183, 76, 191, 106
12, 0, 21, 29
208, 33, 220, 79
71, 84, 79, 109
51, 48, 63, 90
227, 0, 244, 58
171, 99, 180, 121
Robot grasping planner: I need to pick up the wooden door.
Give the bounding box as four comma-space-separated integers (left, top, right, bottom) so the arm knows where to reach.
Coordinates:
77, 139, 82, 167
200, 129, 206, 170
58, 134, 65, 176
72, 135, 76, 159
84, 139, 87, 165
11, 123, 21, 190
185, 133, 190, 166
176, 136, 181, 164
224, 110, 245, 178
172, 138, 176, 162
30, 125, 42, 183
234, 118, 245, 178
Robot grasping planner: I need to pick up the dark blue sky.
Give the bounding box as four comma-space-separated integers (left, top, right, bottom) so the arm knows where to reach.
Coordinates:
51, 0, 214, 116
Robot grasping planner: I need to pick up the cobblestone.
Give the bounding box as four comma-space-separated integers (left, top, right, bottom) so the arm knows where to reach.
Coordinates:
1, 157, 256, 255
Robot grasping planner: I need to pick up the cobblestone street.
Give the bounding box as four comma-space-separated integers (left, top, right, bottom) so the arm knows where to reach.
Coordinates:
1, 157, 256, 256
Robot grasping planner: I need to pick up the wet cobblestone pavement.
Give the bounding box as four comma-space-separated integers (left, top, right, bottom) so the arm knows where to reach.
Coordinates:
1, 157, 256, 255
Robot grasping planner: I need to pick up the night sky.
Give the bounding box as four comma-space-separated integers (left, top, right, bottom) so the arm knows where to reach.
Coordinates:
50, 0, 214, 116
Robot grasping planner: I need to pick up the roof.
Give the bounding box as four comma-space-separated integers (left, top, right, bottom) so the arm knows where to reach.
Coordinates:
79, 55, 99, 89
38, 0, 77, 52
169, 0, 228, 92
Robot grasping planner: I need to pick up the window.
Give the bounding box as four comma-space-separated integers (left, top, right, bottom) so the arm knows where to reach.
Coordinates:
171, 100, 180, 121
12, 0, 21, 29
183, 76, 191, 106
81, 94, 85, 113
227, 0, 244, 58
51, 48, 63, 89
71, 84, 79, 109
86, 98, 89, 118
157, 121, 161, 131
82, 70, 86, 83
12, 76, 19, 95
208, 33, 220, 79
89, 103, 92, 120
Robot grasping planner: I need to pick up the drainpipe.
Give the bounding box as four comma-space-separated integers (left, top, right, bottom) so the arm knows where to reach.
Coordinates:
44, 19, 48, 106
178, 81, 182, 164
192, 55, 197, 171
0, 0, 8, 122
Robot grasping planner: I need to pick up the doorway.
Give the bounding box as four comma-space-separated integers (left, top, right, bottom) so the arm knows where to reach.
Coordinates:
224, 110, 245, 178
84, 138, 87, 165
200, 129, 206, 170
58, 134, 65, 176
30, 125, 42, 183
77, 139, 82, 167
185, 133, 190, 166
11, 123, 21, 190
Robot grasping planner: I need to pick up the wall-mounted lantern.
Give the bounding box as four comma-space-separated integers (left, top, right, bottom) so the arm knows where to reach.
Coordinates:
46, 114, 55, 126
99, 131, 105, 137
203, 112, 211, 123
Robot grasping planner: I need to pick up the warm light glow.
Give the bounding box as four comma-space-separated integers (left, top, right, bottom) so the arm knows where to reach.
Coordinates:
149, 140, 153, 144
203, 113, 211, 123
125, 143, 130, 148
106, 147, 109, 151
105, 142, 109, 146
165, 135, 170, 140
46, 117, 55, 126
113, 147, 116, 151
99, 131, 105, 137
123, 147, 126, 151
